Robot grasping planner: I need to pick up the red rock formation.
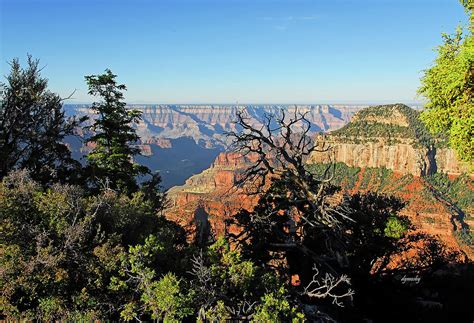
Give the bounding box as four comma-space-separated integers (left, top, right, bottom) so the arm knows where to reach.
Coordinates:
165, 105, 473, 258
342, 169, 472, 257
166, 155, 473, 259
165, 152, 259, 238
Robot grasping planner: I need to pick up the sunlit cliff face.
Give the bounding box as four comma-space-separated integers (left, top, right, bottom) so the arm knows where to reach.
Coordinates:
164, 105, 473, 258
68, 104, 363, 149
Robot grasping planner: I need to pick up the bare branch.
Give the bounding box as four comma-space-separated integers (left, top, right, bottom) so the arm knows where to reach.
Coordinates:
60, 88, 77, 101
302, 265, 355, 307
226, 106, 352, 230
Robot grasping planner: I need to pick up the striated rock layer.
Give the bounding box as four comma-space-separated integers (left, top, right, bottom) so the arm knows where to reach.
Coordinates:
66, 103, 371, 188
67, 104, 369, 149
308, 140, 469, 176
134, 104, 364, 148
166, 151, 473, 258
166, 152, 260, 238
308, 104, 470, 176
165, 104, 473, 257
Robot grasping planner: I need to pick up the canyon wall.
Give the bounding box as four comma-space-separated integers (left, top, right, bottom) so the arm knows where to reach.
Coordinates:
166, 151, 473, 258
308, 104, 471, 176
68, 104, 367, 149
166, 152, 259, 237
165, 104, 473, 257
308, 140, 470, 176
67, 104, 366, 187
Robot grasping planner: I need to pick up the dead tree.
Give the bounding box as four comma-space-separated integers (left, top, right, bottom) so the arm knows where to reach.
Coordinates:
225, 108, 354, 281
226, 108, 352, 230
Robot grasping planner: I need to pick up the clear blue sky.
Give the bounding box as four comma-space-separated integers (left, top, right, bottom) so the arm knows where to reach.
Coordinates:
0, 0, 468, 104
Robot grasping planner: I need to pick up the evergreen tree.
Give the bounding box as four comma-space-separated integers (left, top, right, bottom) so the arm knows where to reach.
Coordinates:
0, 55, 82, 184
84, 69, 148, 194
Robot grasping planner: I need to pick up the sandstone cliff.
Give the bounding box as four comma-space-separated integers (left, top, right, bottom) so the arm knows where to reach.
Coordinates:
165, 104, 473, 257
166, 152, 259, 237
308, 104, 470, 176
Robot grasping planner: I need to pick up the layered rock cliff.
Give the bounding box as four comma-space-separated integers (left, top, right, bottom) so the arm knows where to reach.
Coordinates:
67, 104, 366, 149
308, 104, 470, 176
66, 103, 366, 187
166, 152, 473, 257
136, 104, 362, 147
165, 152, 259, 237
165, 104, 473, 256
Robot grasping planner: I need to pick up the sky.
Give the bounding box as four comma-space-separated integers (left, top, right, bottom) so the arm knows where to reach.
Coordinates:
0, 0, 469, 104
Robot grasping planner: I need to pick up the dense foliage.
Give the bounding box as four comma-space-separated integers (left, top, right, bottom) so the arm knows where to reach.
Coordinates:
0, 170, 185, 319
418, 0, 474, 162
0, 170, 307, 321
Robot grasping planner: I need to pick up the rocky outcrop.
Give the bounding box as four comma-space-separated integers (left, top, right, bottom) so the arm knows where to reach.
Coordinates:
166, 151, 473, 257
165, 104, 473, 257
165, 152, 258, 237
136, 144, 152, 156
142, 138, 172, 148
308, 104, 471, 176
307, 104, 473, 256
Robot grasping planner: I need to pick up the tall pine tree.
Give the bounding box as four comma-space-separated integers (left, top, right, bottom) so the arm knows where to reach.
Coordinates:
84, 69, 148, 194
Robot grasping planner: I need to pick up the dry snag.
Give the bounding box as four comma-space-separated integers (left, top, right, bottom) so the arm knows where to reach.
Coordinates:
226, 107, 352, 229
